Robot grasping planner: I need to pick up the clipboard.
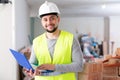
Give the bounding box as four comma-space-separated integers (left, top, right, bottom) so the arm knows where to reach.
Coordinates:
9, 49, 34, 71
9, 49, 54, 73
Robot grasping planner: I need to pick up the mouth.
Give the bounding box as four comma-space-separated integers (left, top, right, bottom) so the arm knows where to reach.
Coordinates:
46, 24, 55, 29
46, 26, 58, 33
47, 25, 53, 30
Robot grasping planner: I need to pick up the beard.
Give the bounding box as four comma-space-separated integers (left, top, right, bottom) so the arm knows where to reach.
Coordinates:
46, 26, 58, 33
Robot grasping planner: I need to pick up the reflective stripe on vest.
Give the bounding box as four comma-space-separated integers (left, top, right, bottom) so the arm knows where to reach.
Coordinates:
33, 30, 76, 80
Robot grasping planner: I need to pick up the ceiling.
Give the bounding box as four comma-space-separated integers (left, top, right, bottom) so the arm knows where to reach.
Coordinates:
26, 0, 120, 17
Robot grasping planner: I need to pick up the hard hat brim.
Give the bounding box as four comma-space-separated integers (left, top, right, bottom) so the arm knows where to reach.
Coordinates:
40, 12, 58, 18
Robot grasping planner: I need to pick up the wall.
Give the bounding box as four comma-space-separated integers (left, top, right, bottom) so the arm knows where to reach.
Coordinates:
0, 0, 30, 79
60, 17, 104, 43
0, 3, 17, 80
14, 0, 30, 50
109, 16, 120, 55
33, 17, 45, 38
13, 0, 30, 79
33, 17, 104, 44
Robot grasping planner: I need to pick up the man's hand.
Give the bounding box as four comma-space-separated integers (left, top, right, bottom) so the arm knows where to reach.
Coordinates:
23, 68, 42, 78
37, 64, 55, 70
23, 68, 34, 78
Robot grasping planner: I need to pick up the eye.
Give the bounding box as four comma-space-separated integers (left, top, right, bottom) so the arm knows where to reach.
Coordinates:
50, 16, 56, 21
51, 17, 55, 20
43, 18, 47, 22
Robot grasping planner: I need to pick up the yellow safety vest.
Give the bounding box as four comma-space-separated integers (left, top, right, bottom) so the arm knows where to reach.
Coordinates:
33, 30, 76, 80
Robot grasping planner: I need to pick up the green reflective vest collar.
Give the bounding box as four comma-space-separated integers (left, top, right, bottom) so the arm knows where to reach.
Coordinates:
33, 30, 76, 80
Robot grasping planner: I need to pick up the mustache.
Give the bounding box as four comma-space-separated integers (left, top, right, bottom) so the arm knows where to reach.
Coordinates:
46, 26, 58, 33
46, 24, 55, 27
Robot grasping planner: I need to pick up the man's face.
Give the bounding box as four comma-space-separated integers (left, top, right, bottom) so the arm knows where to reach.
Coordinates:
41, 14, 60, 33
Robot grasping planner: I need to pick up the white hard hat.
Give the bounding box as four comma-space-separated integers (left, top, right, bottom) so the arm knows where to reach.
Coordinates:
38, 1, 60, 18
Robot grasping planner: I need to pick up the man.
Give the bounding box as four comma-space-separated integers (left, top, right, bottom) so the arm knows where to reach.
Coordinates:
24, 1, 83, 80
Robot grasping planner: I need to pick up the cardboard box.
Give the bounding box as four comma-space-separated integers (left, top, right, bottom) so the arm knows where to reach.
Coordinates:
81, 63, 93, 74
103, 76, 117, 80
81, 62, 103, 74
103, 66, 118, 76
78, 73, 102, 80
118, 67, 120, 76
78, 62, 103, 80
117, 76, 120, 80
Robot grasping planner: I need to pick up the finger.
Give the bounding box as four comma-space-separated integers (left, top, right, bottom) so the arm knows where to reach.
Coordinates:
38, 65, 46, 69
23, 68, 28, 71
34, 70, 40, 76
27, 69, 34, 78
30, 69, 33, 75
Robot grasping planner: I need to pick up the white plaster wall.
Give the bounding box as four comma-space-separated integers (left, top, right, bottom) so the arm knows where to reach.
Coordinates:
0, 0, 30, 79
14, 0, 30, 50
34, 17, 45, 37
13, 0, 30, 79
60, 17, 104, 43
0, 3, 17, 80
109, 16, 120, 55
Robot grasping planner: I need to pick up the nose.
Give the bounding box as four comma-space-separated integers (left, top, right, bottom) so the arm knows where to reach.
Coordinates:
47, 18, 52, 24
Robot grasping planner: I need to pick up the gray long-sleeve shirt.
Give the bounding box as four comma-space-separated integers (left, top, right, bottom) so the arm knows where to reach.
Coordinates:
29, 36, 84, 80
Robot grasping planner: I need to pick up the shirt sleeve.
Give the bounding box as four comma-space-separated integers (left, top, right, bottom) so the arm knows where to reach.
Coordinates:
29, 46, 38, 68
55, 37, 84, 72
